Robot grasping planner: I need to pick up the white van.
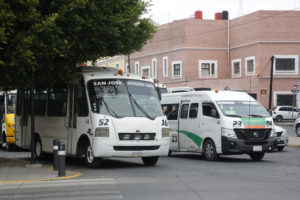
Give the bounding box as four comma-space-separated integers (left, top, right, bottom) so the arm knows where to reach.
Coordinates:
161, 90, 277, 161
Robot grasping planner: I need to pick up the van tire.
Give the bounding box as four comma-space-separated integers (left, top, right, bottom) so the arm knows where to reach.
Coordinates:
168, 150, 172, 156
85, 144, 100, 168
296, 124, 300, 137
142, 156, 159, 166
277, 146, 284, 151
249, 152, 265, 161
203, 140, 219, 161
275, 115, 283, 122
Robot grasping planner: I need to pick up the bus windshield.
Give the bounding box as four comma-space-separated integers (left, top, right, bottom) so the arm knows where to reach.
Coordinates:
216, 101, 270, 118
87, 79, 163, 119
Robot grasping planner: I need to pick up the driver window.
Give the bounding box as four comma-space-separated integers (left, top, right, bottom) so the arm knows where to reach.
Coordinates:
202, 103, 219, 118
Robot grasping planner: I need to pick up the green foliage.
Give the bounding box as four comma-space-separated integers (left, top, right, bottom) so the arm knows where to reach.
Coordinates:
0, 0, 156, 89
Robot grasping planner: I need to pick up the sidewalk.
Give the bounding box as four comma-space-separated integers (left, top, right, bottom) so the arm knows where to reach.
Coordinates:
0, 156, 81, 184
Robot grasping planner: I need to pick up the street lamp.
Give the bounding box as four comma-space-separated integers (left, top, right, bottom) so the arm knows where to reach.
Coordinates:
291, 83, 299, 120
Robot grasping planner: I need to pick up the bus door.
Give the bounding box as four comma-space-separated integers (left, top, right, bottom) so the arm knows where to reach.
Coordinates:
162, 103, 180, 151
179, 98, 202, 151
200, 102, 221, 152
15, 90, 30, 149
67, 86, 76, 154
67, 85, 90, 155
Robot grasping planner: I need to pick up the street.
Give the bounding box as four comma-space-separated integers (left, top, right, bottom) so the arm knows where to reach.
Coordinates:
1, 124, 300, 200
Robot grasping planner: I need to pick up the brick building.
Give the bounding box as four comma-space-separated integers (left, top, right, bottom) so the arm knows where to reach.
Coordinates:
128, 10, 300, 108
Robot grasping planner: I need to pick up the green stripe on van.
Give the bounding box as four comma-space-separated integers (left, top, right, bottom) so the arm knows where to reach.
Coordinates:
178, 130, 203, 148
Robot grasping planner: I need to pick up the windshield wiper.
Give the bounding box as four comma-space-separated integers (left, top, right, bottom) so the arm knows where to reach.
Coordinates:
100, 97, 120, 118
129, 93, 154, 120
225, 114, 244, 118
248, 114, 266, 118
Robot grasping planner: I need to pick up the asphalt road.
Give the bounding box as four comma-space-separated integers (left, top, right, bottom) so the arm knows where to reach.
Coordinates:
2, 146, 300, 200
1, 125, 299, 200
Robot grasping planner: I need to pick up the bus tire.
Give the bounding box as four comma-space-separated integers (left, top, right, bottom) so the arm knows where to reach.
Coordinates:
142, 156, 159, 166
85, 145, 100, 168
249, 152, 265, 161
203, 140, 219, 161
35, 137, 44, 160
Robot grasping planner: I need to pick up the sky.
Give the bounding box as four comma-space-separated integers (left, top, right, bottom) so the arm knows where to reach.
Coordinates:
145, 0, 300, 25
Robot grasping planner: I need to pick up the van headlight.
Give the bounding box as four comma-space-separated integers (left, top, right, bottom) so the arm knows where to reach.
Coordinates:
221, 128, 237, 138
162, 128, 169, 138
269, 129, 276, 138
95, 127, 109, 137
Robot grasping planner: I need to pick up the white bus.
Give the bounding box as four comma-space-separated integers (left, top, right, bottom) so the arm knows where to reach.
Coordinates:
15, 67, 170, 167
161, 90, 277, 161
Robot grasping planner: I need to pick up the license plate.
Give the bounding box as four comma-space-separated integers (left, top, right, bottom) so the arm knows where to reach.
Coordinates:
253, 146, 262, 152
131, 152, 143, 158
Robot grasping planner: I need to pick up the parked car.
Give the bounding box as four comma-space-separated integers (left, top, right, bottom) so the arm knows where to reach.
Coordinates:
293, 117, 300, 137
270, 106, 300, 122
273, 125, 289, 151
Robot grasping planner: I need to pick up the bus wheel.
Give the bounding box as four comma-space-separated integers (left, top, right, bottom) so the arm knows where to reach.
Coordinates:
85, 145, 100, 168
35, 138, 44, 160
142, 156, 159, 166
203, 140, 219, 161
249, 152, 265, 161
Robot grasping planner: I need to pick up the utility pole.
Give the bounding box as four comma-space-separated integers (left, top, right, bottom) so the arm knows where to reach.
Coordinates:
268, 56, 274, 110
127, 54, 130, 73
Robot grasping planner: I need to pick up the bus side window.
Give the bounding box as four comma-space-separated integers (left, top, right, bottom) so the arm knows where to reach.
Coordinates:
203, 103, 219, 118
189, 103, 199, 118
48, 88, 68, 116
180, 104, 189, 119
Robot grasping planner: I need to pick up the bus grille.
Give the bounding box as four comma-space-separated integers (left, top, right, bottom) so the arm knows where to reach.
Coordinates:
234, 129, 271, 140
113, 146, 160, 151
118, 133, 156, 141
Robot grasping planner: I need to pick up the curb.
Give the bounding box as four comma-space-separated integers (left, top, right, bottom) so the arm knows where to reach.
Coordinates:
0, 159, 82, 184
287, 144, 300, 149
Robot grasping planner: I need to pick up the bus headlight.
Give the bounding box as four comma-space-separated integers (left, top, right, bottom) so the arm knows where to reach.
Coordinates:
162, 128, 169, 138
269, 129, 276, 138
221, 128, 237, 138
95, 128, 109, 137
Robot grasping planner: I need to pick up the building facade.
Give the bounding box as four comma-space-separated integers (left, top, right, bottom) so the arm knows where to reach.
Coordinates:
128, 10, 300, 108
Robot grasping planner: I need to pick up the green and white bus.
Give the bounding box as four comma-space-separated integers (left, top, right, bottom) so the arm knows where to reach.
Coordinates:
15, 67, 170, 167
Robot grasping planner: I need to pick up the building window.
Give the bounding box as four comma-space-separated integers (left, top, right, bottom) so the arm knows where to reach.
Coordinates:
232, 58, 241, 77
135, 62, 139, 74
116, 63, 119, 70
274, 92, 297, 107
245, 56, 255, 75
152, 58, 157, 78
141, 66, 150, 76
274, 55, 298, 75
163, 57, 168, 77
172, 61, 182, 78
199, 60, 217, 78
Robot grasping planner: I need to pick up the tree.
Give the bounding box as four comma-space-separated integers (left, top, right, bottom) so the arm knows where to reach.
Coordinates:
0, 0, 156, 89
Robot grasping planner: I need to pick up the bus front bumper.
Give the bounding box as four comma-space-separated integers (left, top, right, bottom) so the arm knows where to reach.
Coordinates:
221, 136, 276, 154
92, 138, 170, 158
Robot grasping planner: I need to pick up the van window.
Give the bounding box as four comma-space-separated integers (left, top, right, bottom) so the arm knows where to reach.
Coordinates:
180, 104, 189, 119
189, 103, 199, 118
203, 103, 219, 118
77, 86, 89, 117
162, 104, 179, 120
34, 90, 47, 116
